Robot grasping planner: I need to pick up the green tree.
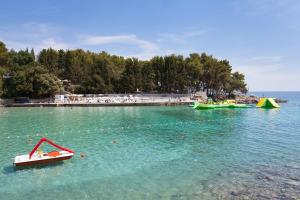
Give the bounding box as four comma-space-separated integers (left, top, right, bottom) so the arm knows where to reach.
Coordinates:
38, 48, 59, 75
0, 40, 248, 98
4, 69, 32, 97
79, 74, 106, 94
8, 49, 34, 67
119, 58, 141, 93
0, 41, 8, 67
185, 53, 203, 92
225, 72, 248, 97
3, 65, 62, 98
150, 56, 164, 92
27, 66, 63, 98
57, 49, 66, 77
141, 61, 156, 92
30, 48, 35, 61
0, 67, 5, 96
79, 51, 112, 94
64, 49, 91, 84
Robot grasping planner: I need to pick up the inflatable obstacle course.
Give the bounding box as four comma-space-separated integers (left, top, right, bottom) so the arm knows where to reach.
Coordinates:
256, 98, 280, 108
193, 100, 250, 110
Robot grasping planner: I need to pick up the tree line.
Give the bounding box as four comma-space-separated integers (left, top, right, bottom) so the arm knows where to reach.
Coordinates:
0, 41, 247, 99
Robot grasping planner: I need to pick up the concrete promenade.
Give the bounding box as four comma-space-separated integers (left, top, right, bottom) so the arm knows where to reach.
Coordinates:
1, 93, 199, 107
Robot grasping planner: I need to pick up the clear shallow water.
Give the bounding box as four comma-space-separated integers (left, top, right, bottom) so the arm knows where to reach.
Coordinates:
0, 92, 300, 200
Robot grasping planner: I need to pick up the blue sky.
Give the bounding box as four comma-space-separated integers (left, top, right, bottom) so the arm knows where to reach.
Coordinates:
0, 0, 299, 91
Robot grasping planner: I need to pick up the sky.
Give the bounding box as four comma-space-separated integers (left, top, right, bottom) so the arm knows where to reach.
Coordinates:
0, 0, 299, 91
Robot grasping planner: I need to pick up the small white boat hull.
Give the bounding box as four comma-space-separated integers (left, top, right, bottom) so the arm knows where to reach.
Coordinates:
14, 151, 74, 167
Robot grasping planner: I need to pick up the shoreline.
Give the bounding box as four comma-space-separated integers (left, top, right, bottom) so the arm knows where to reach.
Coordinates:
4, 101, 192, 107
0, 93, 288, 107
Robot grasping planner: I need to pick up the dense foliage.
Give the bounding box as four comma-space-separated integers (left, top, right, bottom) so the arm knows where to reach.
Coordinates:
0, 41, 247, 98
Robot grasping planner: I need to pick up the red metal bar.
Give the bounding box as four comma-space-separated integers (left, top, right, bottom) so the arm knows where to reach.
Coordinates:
29, 137, 74, 159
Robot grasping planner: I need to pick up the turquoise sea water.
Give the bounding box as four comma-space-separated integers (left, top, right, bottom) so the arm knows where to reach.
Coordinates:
0, 92, 299, 199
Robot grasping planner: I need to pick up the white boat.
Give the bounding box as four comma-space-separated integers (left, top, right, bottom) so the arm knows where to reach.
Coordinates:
14, 138, 74, 167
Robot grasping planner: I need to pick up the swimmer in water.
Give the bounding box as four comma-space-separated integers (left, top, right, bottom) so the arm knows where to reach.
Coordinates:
80, 153, 86, 158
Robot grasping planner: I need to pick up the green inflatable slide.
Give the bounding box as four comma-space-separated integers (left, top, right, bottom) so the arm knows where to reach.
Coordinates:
256, 98, 280, 108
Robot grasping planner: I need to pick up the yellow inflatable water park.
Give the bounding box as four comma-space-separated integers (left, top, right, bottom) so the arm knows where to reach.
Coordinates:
193, 99, 250, 110
256, 98, 280, 108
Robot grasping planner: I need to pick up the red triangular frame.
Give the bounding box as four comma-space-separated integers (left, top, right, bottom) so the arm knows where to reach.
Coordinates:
29, 137, 74, 159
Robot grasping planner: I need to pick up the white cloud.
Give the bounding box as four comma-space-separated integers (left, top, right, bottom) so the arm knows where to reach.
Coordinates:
1, 22, 162, 59
0, 22, 71, 52
233, 55, 300, 91
184, 30, 207, 37
1, 22, 208, 59
5, 38, 70, 52
82, 34, 159, 59
237, 56, 283, 75
157, 30, 207, 43
247, 56, 282, 63
36, 38, 70, 51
